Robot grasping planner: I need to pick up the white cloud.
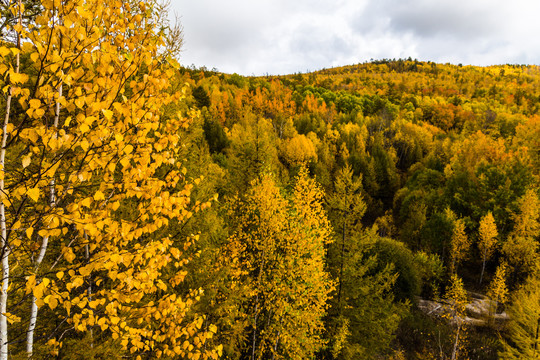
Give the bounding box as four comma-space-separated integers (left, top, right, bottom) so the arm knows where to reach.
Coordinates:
171, 0, 540, 75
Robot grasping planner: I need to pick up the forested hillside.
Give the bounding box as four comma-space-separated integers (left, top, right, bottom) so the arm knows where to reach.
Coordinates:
1, 0, 540, 359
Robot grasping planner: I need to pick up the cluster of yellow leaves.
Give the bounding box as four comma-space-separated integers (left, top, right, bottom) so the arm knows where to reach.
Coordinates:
0, 0, 220, 357
279, 134, 318, 165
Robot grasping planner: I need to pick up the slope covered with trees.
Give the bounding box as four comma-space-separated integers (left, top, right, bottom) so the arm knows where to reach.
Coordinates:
177, 60, 540, 359
1, 1, 540, 359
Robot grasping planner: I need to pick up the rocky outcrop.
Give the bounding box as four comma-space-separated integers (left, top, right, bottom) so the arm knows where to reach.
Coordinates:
417, 292, 509, 326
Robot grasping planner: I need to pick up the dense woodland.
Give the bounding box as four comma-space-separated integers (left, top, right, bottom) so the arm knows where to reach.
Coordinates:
1, 0, 540, 359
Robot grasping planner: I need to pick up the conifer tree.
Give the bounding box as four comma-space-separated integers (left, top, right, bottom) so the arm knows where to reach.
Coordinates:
478, 211, 498, 284
225, 168, 332, 360
445, 209, 470, 275
500, 271, 540, 359
445, 274, 468, 360
487, 263, 508, 313
326, 165, 406, 359
502, 189, 540, 280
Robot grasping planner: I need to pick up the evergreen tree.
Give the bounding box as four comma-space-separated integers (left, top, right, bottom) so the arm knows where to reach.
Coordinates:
326, 165, 407, 359
500, 270, 540, 359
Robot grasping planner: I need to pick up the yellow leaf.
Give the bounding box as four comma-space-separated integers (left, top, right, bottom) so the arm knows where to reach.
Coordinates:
74, 97, 85, 109
22, 155, 31, 168
64, 301, 71, 316
80, 197, 92, 208
209, 324, 217, 333
63, 247, 76, 263
196, 317, 203, 329
71, 277, 84, 289
80, 139, 89, 152
217, 344, 223, 357
102, 109, 113, 120
26, 227, 33, 239
94, 190, 105, 201
29, 99, 41, 109
27, 187, 40, 202
124, 144, 133, 154
56, 271, 64, 280
120, 157, 130, 168
33, 282, 44, 300
34, 108, 45, 118
49, 296, 58, 310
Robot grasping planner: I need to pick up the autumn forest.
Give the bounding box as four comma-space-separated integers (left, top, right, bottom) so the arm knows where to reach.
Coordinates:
1, 0, 540, 359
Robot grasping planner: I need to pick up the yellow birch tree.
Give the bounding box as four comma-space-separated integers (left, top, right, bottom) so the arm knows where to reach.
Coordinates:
0, 0, 218, 357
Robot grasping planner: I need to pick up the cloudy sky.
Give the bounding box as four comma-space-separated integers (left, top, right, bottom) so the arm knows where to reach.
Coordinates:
171, 0, 540, 76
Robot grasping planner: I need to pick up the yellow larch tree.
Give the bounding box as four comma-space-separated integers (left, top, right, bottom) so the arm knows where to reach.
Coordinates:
487, 262, 508, 313
502, 189, 540, 278
445, 274, 468, 360
500, 270, 540, 359
225, 167, 333, 360
478, 211, 498, 284
445, 208, 470, 275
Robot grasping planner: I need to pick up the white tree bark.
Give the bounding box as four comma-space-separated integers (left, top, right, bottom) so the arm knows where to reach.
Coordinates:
0, 2, 22, 357
0, 98, 11, 359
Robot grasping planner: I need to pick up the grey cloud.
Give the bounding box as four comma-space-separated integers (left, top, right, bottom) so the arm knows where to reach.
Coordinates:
352, 0, 501, 39
172, 0, 540, 75
389, 6, 498, 39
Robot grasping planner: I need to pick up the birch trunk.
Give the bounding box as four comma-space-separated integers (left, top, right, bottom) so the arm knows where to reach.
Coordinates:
0, 97, 11, 359
450, 322, 461, 360
0, 2, 22, 357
